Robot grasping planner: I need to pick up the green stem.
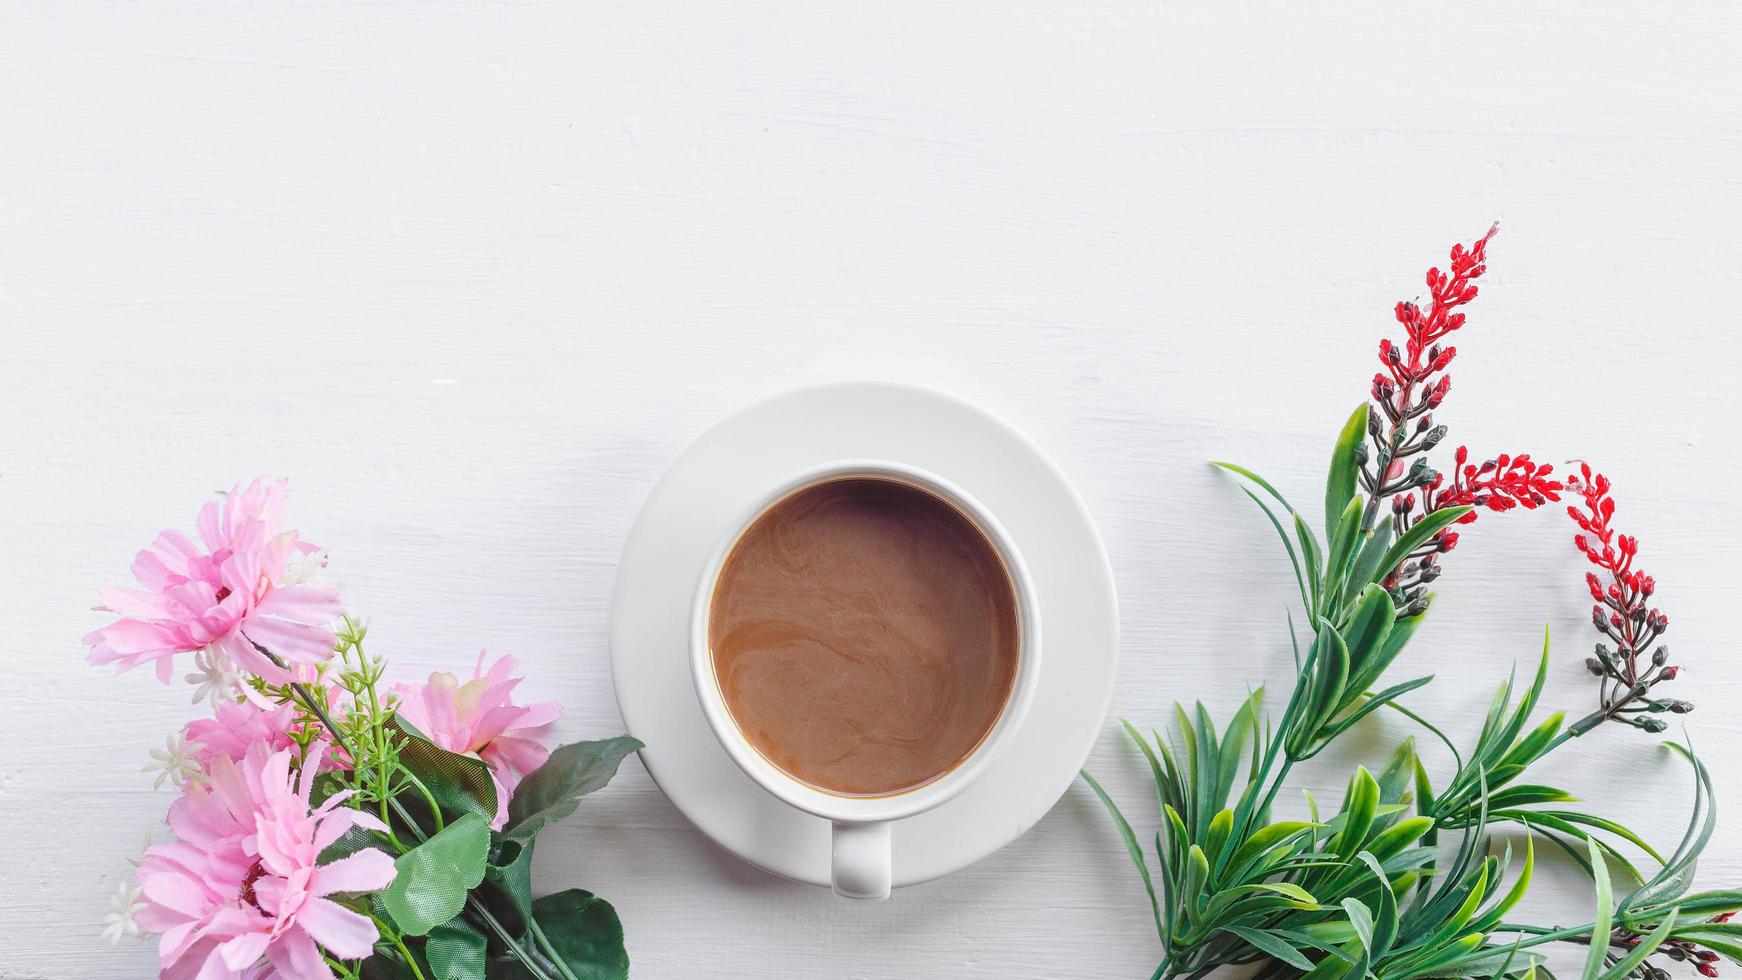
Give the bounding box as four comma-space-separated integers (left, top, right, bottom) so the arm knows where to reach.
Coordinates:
527, 914, 584, 980
391, 934, 429, 980
399, 769, 447, 833
1563, 679, 1652, 740
1493, 922, 1603, 949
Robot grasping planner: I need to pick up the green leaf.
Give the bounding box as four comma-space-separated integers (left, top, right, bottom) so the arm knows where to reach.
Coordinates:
1330, 767, 1380, 861
1326, 675, 1435, 742
1626, 742, 1716, 910
381, 812, 490, 937
505, 736, 643, 841
1343, 897, 1375, 953
1582, 839, 1614, 980
494, 890, 630, 980
1480, 833, 1535, 927
1417, 946, 1546, 978
1225, 925, 1318, 972
1358, 853, 1400, 957
393, 717, 499, 829
1292, 623, 1350, 757
1211, 460, 1299, 513
1216, 694, 1259, 807
1118, 720, 1174, 823
536, 890, 630, 980
1082, 770, 1162, 942
1340, 585, 1398, 697
1253, 881, 1318, 905
425, 919, 487, 980
1226, 821, 1316, 881
1323, 496, 1367, 605
476, 834, 537, 935
1326, 404, 1369, 539
1364, 816, 1435, 863
1204, 809, 1234, 867
1295, 512, 1326, 616
1184, 844, 1211, 907
1485, 785, 1578, 810
1345, 519, 1395, 608
1236, 484, 1313, 614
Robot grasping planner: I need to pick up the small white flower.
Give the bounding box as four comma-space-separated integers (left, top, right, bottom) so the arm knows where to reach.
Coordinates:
143, 732, 202, 790
184, 645, 240, 707
279, 548, 331, 588
100, 880, 147, 945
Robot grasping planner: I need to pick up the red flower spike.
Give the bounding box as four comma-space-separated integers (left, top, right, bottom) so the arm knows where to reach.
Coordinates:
1566, 466, 1684, 733
1430, 450, 1562, 524
1359, 229, 1565, 610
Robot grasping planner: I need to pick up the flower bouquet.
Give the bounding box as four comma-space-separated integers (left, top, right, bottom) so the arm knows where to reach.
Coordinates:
1087, 230, 1741, 980
90, 479, 641, 980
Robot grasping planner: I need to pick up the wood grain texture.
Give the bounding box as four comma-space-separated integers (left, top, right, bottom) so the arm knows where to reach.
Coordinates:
2, 1, 1739, 977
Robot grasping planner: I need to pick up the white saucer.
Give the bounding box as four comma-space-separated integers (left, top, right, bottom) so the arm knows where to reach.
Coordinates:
609, 382, 1118, 889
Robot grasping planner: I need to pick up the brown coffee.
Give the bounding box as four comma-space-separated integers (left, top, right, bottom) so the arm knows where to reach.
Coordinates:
708, 477, 1020, 797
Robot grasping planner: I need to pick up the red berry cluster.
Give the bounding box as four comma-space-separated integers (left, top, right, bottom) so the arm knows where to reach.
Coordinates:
1429, 447, 1563, 524
1358, 228, 1564, 613
1567, 463, 1685, 733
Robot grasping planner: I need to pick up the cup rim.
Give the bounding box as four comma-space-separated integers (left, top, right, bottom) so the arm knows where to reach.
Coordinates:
688, 458, 1042, 824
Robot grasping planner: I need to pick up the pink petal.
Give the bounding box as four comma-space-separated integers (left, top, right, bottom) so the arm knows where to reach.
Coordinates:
310, 849, 396, 897
483, 654, 517, 685
220, 552, 263, 603
160, 939, 219, 980
141, 871, 213, 918
197, 499, 225, 552
490, 773, 510, 830
240, 615, 335, 664
156, 924, 201, 967
298, 743, 327, 800
296, 900, 379, 959
483, 737, 549, 782
132, 531, 200, 589
218, 632, 286, 682
229, 517, 267, 555
217, 931, 270, 970
266, 929, 333, 980
85, 619, 181, 658
390, 684, 430, 733
254, 586, 342, 626
311, 802, 387, 852
261, 480, 288, 531
99, 587, 175, 620
512, 701, 562, 730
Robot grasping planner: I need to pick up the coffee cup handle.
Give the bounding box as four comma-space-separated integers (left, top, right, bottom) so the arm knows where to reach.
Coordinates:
830, 821, 892, 900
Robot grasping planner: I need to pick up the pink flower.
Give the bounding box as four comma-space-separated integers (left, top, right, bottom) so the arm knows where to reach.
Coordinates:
86, 478, 343, 684
136, 743, 395, 979
186, 701, 352, 774
184, 702, 302, 767
394, 653, 560, 828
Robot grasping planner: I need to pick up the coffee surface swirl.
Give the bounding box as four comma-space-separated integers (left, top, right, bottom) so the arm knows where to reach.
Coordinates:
709, 477, 1019, 797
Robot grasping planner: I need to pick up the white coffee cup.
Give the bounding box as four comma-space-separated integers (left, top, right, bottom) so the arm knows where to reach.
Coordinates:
689, 459, 1042, 900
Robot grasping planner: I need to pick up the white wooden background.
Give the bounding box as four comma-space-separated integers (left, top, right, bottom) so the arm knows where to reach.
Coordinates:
3, 2, 1740, 977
